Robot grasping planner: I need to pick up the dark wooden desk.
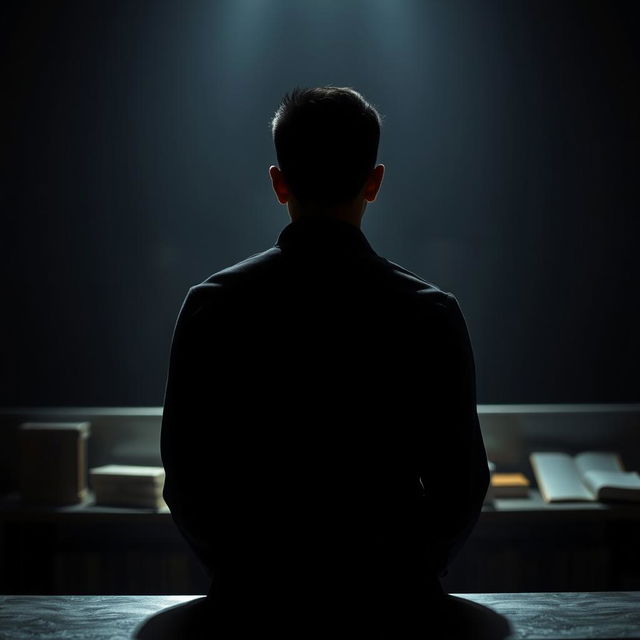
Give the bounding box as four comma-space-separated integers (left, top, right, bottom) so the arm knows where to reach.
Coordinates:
0, 593, 639, 639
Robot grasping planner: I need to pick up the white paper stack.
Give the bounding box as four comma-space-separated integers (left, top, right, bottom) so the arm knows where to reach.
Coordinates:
90, 465, 166, 509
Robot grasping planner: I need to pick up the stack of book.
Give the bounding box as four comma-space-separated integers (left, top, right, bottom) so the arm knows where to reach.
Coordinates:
490, 472, 530, 498
89, 465, 167, 509
485, 460, 531, 501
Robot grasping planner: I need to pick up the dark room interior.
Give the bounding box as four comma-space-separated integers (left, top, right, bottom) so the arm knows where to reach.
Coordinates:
1, 1, 639, 638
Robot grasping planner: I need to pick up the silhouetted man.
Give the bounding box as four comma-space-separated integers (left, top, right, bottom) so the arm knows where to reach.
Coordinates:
161, 86, 489, 638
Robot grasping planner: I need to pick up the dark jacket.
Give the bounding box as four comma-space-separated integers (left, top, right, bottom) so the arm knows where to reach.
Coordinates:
161, 215, 488, 625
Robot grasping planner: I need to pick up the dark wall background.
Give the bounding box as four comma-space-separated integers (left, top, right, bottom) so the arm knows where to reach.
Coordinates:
2, 0, 638, 406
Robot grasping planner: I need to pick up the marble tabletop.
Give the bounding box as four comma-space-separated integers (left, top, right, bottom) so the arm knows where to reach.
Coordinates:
0, 592, 639, 639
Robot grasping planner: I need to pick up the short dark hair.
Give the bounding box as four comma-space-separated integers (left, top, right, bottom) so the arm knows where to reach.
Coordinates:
271, 86, 382, 207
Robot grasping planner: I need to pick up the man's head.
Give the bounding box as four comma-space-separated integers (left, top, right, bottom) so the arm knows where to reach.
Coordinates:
269, 86, 384, 225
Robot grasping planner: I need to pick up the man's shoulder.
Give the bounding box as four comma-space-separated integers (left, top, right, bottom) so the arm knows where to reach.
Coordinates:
204, 247, 283, 285
374, 256, 456, 310
198, 247, 283, 292
177, 247, 282, 318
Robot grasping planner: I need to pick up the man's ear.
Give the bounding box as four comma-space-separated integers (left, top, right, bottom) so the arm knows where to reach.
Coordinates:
363, 164, 385, 203
269, 165, 290, 204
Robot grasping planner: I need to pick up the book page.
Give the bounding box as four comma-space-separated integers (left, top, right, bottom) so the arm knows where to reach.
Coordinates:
529, 452, 594, 502
582, 470, 640, 499
574, 452, 624, 478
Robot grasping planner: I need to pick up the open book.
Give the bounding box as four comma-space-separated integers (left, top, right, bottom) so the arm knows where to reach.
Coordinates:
530, 451, 640, 503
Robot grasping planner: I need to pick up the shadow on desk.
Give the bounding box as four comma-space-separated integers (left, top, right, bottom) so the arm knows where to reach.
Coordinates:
133, 594, 512, 639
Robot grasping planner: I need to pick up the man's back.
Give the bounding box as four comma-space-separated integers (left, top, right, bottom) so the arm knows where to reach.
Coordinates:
161, 216, 488, 631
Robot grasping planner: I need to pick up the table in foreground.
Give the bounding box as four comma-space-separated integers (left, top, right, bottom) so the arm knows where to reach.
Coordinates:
0, 592, 639, 639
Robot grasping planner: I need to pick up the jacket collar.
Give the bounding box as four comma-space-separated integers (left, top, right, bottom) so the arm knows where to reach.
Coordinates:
275, 215, 377, 256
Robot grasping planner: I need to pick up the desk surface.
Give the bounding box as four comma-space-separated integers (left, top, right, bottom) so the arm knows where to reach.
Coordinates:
0, 593, 639, 639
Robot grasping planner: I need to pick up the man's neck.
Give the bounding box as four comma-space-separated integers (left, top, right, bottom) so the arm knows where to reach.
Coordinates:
287, 201, 366, 229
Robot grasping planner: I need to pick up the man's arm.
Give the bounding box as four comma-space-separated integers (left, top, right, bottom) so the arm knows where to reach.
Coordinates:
161, 285, 221, 573
417, 292, 489, 576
